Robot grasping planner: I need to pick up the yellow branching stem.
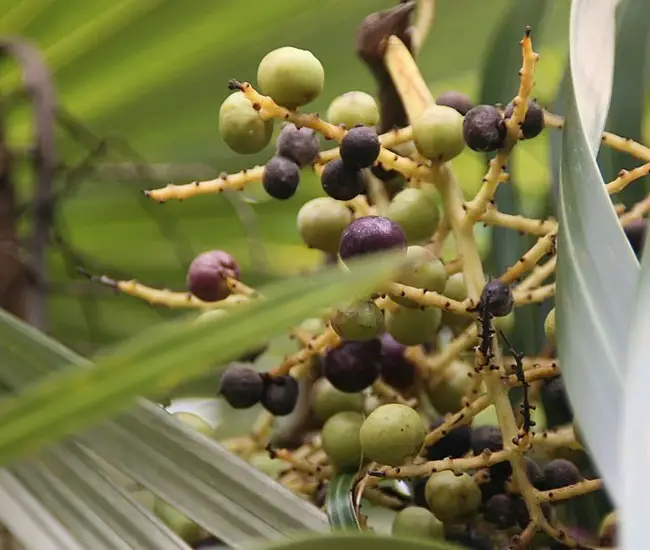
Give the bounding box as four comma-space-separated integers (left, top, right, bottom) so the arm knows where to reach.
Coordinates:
372, 379, 416, 407
421, 395, 491, 449
444, 257, 464, 276
269, 326, 340, 377
620, 192, 650, 226
517, 256, 556, 292
536, 479, 603, 503
513, 283, 556, 306
316, 126, 414, 164
427, 215, 451, 257
479, 207, 557, 235
500, 231, 556, 285
386, 282, 475, 314
268, 448, 332, 479
606, 162, 650, 194
532, 425, 582, 450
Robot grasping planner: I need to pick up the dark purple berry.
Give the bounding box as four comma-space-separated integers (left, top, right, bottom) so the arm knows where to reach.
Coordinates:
471, 425, 503, 455
478, 279, 514, 317
323, 339, 381, 393
275, 123, 320, 166
321, 158, 364, 200
504, 99, 545, 140
262, 155, 300, 200
425, 418, 471, 461
340, 126, 380, 169
370, 163, 399, 182
524, 456, 545, 489
625, 219, 647, 258
187, 250, 240, 302
379, 333, 416, 389
445, 528, 492, 550
543, 458, 582, 490
338, 215, 407, 260
541, 376, 573, 421
483, 493, 516, 529
260, 375, 299, 416
515, 497, 552, 528
219, 364, 264, 409
435, 91, 474, 116
463, 105, 506, 152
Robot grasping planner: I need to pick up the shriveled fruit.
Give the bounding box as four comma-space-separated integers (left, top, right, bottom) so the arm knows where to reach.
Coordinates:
478, 279, 513, 317
275, 123, 320, 166
392, 506, 444, 539
321, 158, 365, 200
338, 215, 407, 260
327, 91, 380, 128
504, 99, 545, 140
386, 305, 441, 346
425, 418, 471, 460
412, 104, 465, 162
463, 105, 506, 152
543, 458, 582, 490
386, 188, 440, 245
257, 46, 324, 109
322, 411, 365, 471
331, 300, 384, 341
323, 339, 381, 392
262, 155, 300, 199
219, 91, 274, 154
172, 411, 214, 438
379, 333, 417, 390
392, 246, 447, 307
544, 308, 556, 345
187, 250, 240, 302
154, 499, 205, 544
297, 197, 352, 254
424, 470, 481, 523
435, 90, 474, 116
260, 375, 299, 416
359, 403, 426, 466
219, 364, 264, 409
340, 126, 381, 169
427, 360, 472, 414
312, 378, 365, 422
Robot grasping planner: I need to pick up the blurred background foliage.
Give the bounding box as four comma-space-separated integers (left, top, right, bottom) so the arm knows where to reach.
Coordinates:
0, 0, 644, 357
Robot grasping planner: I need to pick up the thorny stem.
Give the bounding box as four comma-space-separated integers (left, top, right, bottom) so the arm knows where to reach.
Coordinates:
536, 478, 603, 503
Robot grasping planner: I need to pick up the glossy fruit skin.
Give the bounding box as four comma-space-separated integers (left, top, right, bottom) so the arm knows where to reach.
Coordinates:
386, 305, 442, 347
504, 99, 545, 139
275, 123, 320, 166
379, 333, 416, 390
260, 375, 299, 416
542, 458, 582, 490
392, 507, 444, 539
340, 126, 381, 169
331, 300, 384, 341
323, 339, 381, 393
257, 46, 324, 109
478, 279, 513, 317
297, 197, 352, 254
412, 104, 466, 162
187, 250, 240, 302
338, 215, 407, 261
387, 188, 441, 245
463, 105, 507, 152
219, 364, 264, 409
427, 361, 472, 415
435, 91, 474, 116
393, 246, 447, 307
262, 155, 301, 199
425, 418, 471, 461
327, 91, 380, 128
321, 158, 365, 201
359, 403, 426, 466
311, 378, 365, 422
424, 470, 481, 523
544, 308, 556, 345
219, 91, 274, 154
321, 411, 365, 471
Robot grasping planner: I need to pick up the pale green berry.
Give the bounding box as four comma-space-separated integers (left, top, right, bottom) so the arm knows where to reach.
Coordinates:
327, 91, 380, 128
249, 451, 286, 479
544, 308, 556, 345
312, 378, 365, 422
219, 91, 274, 154
172, 411, 214, 438
387, 187, 441, 244
424, 470, 481, 523
441, 273, 471, 334
386, 305, 441, 346
297, 197, 352, 254
392, 246, 448, 307
392, 507, 444, 538
413, 104, 465, 162
427, 361, 472, 415
494, 310, 515, 334
331, 300, 384, 341
322, 411, 365, 471
257, 46, 324, 109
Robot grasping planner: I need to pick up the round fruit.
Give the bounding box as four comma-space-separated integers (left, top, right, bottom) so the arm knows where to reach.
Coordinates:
386, 305, 441, 346
412, 104, 465, 162
435, 91, 474, 116
257, 46, 324, 109
249, 451, 286, 479
340, 126, 381, 169
297, 197, 352, 254
392, 246, 447, 307
379, 333, 417, 390
471, 425, 503, 455
260, 375, 299, 416
424, 470, 481, 523
219, 91, 274, 154
327, 91, 380, 128
542, 458, 582, 490
441, 273, 471, 333
484, 493, 517, 528
425, 418, 471, 461
541, 376, 573, 421
262, 155, 300, 200
323, 339, 381, 392
599, 511, 618, 547
478, 279, 513, 317
427, 361, 473, 415
504, 99, 545, 140
321, 411, 365, 471
219, 364, 264, 409
154, 499, 205, 544
359, 403, 426, 466
275, 123, 320, 166
544, 308, 556, 345
187, 250, 240, 302
386, 188, 441, 245
525, 456, 545, 489
321, 158, 364, 200
312, 378, 365, 422
493, 310, 515, 333
392, 507, 444, 538
331, 300, 384, 341
339, 215, 407, 260
463, 105, 507, 152
172, 411, 214, 438
624, 218, 647, 258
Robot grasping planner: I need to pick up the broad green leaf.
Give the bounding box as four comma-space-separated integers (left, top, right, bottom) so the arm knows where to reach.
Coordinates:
326, 474, 360, 531
247, 532, 462, 550
556, 0, 633, 507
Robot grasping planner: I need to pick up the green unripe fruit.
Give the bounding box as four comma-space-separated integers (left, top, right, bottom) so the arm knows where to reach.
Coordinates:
441, 273, 471, 333
297, 197, 352, 254
424, 470, 481, 523
257, 46, 324, 109
494, 310, 515, 334
392, 506, 444, 539
331, 300, 384, 341
249, 451, 286, 479
413, 104, 466, 162
387, 188, 440, 244
312, 378, 365, 422
359, 403, 426, 466
544, 308, 556, 345
386, 305, 441, 346
154, 499, 205, 544
219, 91, 274, 154
172, 411, 214, 438
393, 246, 448, 307
421, 182, 442, 209
427, 361, 472, 415
322, 411, 365, 471
327, 91, 380, 128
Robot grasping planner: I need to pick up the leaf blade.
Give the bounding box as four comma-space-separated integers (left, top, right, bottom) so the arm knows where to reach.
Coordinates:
326, 474, 360, 531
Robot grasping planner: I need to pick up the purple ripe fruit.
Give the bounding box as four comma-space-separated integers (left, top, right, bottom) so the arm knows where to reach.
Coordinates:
338, 215, 407, 260
323, 339, 381, 393
321, 158, 365, 201
187, 250, 240, 302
